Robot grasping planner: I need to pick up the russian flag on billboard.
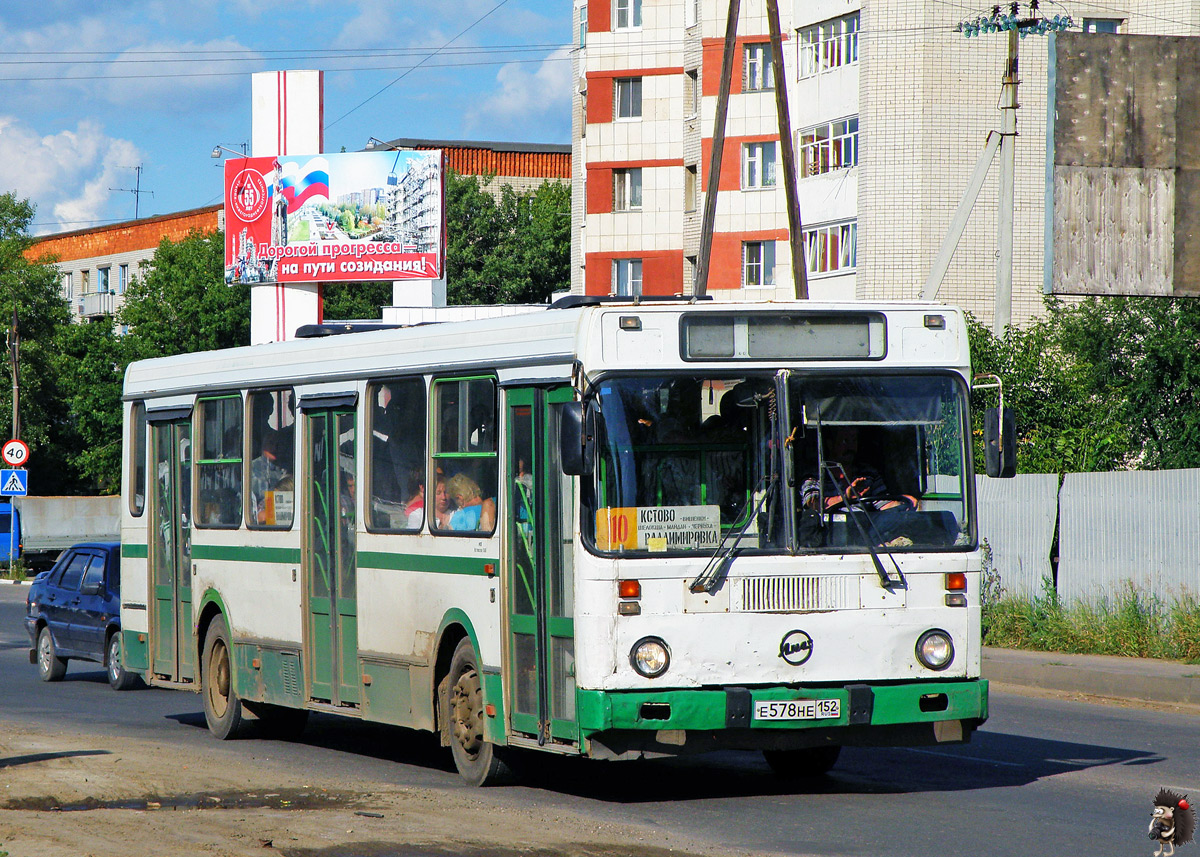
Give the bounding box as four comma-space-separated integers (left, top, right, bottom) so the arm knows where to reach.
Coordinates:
277, 160, 330, 212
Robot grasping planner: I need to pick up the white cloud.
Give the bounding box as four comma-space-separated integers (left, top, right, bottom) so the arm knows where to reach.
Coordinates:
0, 116, 142, 233
466, 47, 572, 138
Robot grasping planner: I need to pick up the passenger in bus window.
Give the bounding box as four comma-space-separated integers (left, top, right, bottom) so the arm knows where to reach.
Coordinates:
446, 474, 496, 532
433, 477, 453, 529
403, 472, 425, 529
250, 432, 290, 524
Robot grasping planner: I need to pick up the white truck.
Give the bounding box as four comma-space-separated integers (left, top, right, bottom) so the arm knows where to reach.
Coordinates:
2, 496, 121, 571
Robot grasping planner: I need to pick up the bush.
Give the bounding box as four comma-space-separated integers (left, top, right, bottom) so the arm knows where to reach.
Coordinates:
983, 573, 1200, 663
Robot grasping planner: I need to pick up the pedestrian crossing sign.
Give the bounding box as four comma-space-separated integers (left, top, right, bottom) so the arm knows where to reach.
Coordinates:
0, 469, 28, 496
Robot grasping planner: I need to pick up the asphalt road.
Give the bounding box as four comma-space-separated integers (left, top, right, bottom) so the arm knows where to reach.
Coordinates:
1, 584, 1194, 856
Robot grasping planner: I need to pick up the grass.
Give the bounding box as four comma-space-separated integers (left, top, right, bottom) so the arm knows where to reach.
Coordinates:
0, 560, 26, 583
982, 573, 1200, 663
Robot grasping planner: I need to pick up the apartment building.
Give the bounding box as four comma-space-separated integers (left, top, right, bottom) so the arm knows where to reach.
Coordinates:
572, 0, 1183, 326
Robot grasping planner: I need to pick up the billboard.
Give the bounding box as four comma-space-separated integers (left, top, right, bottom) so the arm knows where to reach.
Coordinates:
1047, 33, 1200, 297
223, 150, 443, 285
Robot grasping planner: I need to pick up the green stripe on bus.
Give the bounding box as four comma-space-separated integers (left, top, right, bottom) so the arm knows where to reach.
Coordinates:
358, 551, 496, 576
122, 543, 149, 559
177, 542, 492, 575
191, 544, 303, 564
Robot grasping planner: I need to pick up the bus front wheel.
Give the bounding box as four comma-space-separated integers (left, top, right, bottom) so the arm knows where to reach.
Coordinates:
445, 637, 508, 786
763, 745, 842, 779
202, 615, 246, 739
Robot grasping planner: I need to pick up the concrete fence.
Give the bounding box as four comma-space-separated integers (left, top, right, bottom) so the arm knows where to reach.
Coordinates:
976, 470, 1200, 604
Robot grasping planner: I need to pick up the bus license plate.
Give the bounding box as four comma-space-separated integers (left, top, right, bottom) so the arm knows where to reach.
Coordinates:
754, 698, 841, 721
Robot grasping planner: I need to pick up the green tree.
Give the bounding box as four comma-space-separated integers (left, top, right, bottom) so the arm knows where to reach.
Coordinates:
53, 320, 129, 491
322, 280, 392, 320
0, 193, 76, 493
117, 229, 249, 357
445, 172, 570, 305
967, 309, 1128, 476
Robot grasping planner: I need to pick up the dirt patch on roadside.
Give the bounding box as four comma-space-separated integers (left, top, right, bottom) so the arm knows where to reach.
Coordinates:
0, 719, 756, 857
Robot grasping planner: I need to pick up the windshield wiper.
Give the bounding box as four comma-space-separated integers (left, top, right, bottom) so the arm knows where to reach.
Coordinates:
821, 462, 906, 591
689, 474, 775, 594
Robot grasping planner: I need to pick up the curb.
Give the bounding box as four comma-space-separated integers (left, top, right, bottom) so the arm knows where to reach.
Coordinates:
983, 647, 1200, 707
0, 578, 29, 586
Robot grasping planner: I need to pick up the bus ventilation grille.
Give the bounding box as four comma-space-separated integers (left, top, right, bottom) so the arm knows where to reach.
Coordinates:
739, 575, 857, 613
281, 653, 301, 698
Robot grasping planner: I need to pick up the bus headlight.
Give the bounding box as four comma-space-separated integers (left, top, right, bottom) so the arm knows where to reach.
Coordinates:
915, 629, 954, 671
630, 637, 670, 679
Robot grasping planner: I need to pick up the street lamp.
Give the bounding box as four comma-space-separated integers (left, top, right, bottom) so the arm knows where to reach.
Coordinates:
210, 143, 249, 159
364, 137, 399, 151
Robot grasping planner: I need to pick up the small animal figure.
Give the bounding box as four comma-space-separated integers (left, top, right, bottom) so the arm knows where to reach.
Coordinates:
1150, 788, 1196, 857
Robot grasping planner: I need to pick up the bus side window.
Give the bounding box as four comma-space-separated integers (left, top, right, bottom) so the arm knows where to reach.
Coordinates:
431, 377, 497, 536
196, 394, 243, 529
247, 389, 296, 529
367, 378, 426, 532
130, 401, 147, 517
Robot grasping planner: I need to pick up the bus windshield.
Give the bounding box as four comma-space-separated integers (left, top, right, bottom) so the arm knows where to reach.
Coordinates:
583, 373, 972, 556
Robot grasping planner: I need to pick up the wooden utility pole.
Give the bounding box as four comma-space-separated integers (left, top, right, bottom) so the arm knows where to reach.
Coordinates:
693, 0, 741, 298
694, 0, 807, 299
766, 0, 807, 299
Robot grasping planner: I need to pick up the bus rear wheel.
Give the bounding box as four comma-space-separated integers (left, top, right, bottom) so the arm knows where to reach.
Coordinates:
202, 615, 246, 739
445, 637, 508, 786
763, 745, 842, 779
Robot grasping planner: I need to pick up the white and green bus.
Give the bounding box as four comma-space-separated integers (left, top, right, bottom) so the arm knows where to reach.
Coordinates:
118, 297, 1011, 785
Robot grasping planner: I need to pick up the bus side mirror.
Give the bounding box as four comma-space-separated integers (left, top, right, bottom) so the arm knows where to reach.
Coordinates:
560, 401, 595, 476
983, 407, 1016, 478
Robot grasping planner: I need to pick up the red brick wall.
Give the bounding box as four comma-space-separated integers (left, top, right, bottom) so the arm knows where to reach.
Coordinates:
589, 0, 611, 33
710, 229, 789, 290
26, 206, 221, 264
587, 167, 614, 214
585, 250, 683, 295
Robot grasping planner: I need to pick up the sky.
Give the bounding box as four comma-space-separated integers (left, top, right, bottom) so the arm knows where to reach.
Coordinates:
0, 0, 573, 236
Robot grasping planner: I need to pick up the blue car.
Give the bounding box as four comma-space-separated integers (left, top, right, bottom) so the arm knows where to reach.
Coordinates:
25, 542, 137, 690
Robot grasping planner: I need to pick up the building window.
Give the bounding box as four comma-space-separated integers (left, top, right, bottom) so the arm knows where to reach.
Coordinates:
615, 0, 642, 29
578, 5, 588, 45
798, 13, 859, 79
685, 70, 699, 117
1082, 18, 1121, 33
800, 117, 858, 176
118, 263, 129, 295
685, 0, 699, 28
614, 259, 643, 296
742, 141, 777, 189
81, 269, 90, 293
684, 165, 698, 212
615, 77, 642, 119
98, 267, 110, 294
804, 221, 857, 275
63, 272, 73, 301
614, 168, 643, 211
743, 241, 776, 287
744, 43, 774, 92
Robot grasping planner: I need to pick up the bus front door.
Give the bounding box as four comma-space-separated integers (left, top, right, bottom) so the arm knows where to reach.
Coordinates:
505, 387, 578, 747
149, 418, 194, 682
303, 407, 359, 708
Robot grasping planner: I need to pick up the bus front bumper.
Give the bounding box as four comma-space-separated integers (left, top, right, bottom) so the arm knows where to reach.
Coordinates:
576, 678, 988, 761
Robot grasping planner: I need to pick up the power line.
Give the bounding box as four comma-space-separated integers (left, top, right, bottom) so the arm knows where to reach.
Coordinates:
327, 0, 514, 129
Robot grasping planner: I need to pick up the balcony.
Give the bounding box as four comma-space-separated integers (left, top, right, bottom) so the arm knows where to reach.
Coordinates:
80, 290, 115, 319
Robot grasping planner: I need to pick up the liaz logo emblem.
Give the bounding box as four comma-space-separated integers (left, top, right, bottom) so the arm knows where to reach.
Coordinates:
779, 630, 813, 666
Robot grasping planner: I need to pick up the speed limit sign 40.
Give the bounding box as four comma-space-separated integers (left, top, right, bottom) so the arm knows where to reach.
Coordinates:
2, 439, 29, 467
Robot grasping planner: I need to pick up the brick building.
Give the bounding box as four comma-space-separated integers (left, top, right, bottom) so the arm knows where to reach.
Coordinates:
571, 0, 1182, 325
27, 206, 222, 324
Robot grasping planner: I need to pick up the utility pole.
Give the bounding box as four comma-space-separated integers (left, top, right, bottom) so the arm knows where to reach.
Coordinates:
994, 25, 1018, 335
922, 3, 1071, 334
766, 0, 807, 299
693, 0, 740, 298
110, 165, 154, 220
8, 311, 18, 442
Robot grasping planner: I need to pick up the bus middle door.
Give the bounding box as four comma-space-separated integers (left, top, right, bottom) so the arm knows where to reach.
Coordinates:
505, 386, 577, 747
302, 404, 360, 709
149, 416, 195, 683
